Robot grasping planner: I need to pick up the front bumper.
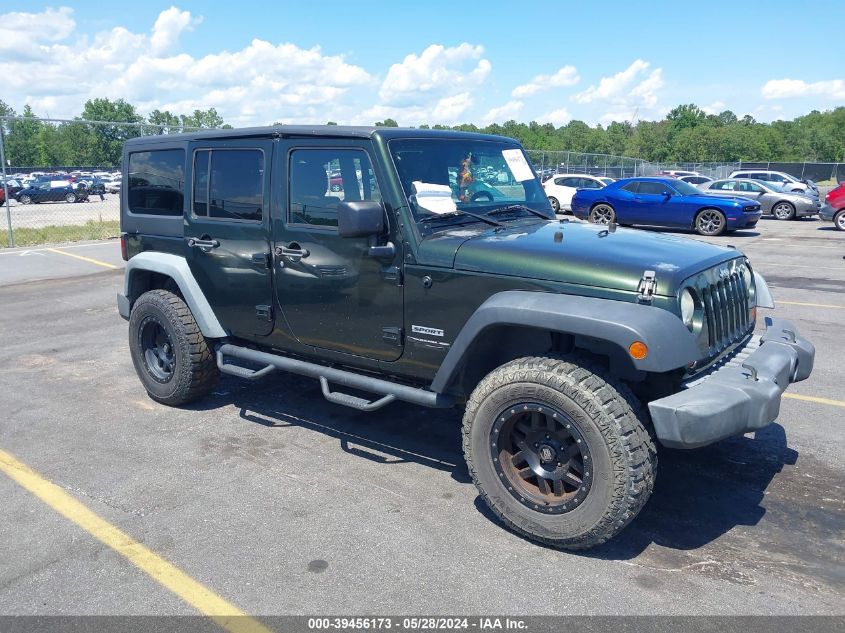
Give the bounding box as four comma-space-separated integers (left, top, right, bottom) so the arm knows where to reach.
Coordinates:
648, 317, 814, 449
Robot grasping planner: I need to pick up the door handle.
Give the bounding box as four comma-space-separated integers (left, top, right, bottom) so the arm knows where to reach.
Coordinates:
275, 244, 310, 261
187, 237, 220, 249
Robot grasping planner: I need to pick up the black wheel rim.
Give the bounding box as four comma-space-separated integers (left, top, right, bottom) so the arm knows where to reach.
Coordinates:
491, 403, 592, 514
139, 316, 176, 383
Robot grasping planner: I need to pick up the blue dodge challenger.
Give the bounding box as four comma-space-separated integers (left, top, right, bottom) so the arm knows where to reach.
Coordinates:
571, 177, 762, 236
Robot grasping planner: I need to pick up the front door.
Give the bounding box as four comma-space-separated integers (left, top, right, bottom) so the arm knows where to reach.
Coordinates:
185, 139, 275, 338
273, 141, 404, 361
628, 180, 677, 225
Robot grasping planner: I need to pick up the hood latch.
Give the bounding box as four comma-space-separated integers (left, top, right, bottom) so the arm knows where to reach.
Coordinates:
637, 270, 657, 303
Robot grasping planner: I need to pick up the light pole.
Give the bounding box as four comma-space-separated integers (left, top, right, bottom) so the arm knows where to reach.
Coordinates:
0, 126, 13, 248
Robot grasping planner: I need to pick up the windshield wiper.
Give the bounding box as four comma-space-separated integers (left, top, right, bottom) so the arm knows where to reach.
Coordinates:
422, 209, 504, 227
487, 204, 553, 220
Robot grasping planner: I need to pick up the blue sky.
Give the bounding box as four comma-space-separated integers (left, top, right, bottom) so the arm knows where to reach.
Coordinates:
1, 0, 843, 127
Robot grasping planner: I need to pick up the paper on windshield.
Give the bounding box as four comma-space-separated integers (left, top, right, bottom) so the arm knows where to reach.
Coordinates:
412, 181, 457, 215
501, 149, 535, 182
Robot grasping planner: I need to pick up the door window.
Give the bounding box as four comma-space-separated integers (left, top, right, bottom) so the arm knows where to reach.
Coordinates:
737, 181, 763, 193
289, 148, 381, 228
192, 149, 264, 222
637, 181, 669, 195
621, 182, 640, 193
712, 180, 736, 190
128, 149, 185, 216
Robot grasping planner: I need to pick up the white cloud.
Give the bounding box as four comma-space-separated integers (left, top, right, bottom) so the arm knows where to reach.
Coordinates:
761, 78, 845, 100
536, 108, 571, 127
573, 59, 650, 103
0, 7, 75, 62
378, 44, 491, 107
701, 101, 726, 115
150, 7, 200, 54
0, 6, 374, 126
512, 65, 579, 98
481, 100, 523, 125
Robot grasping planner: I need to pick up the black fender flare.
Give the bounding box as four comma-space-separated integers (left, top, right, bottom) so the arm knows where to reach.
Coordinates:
429, 290, 699, 393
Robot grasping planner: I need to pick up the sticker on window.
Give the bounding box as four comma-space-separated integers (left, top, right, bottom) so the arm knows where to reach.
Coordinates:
501, 149, 535, 182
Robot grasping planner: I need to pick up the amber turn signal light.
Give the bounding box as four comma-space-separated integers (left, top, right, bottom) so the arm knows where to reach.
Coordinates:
628, 341, 648, 360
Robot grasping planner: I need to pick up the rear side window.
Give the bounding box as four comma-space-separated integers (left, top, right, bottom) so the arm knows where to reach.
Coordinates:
127, 149, 185, 216
621, 181, 640, 193
192, 149, 264, 222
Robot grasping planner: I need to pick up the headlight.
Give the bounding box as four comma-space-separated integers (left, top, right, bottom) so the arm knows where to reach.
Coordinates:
739, 262, 755, 304
680, 288, 695, 330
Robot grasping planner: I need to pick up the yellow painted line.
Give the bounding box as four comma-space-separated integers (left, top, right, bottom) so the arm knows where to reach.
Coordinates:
46, 247, 119, 270
0, 448, 272, 633
783, 393, 845, 408
778, 300, 845, 309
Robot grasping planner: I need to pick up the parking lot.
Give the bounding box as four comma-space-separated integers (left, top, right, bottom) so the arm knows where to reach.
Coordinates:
0, 216, 842, 620
3, 196, 120, 230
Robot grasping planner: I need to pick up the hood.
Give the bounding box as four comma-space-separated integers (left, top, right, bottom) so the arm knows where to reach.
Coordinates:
689, 193, 758, 206
445, 221, 741, 296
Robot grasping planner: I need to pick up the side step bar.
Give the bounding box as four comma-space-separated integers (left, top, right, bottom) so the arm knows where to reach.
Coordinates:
215, 344, 454, 411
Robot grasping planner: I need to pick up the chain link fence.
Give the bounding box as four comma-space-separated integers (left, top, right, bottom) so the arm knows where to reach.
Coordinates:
2, 115, 844, 248
0, 116, 208, 248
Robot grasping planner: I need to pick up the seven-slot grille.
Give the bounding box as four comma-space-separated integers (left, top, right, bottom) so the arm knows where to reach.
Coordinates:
700, 270, 751, 351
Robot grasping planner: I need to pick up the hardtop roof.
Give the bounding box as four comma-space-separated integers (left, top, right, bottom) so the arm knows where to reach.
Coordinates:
124, 125, 516, 146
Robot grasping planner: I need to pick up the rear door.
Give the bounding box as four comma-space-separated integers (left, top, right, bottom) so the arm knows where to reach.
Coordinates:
185, 139, 275, 338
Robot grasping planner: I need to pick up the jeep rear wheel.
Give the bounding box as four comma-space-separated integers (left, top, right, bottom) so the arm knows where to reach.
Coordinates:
463, 356, 656, 550
128, 289, 218, 406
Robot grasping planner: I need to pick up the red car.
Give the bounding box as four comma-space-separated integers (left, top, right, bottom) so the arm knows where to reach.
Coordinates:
820, 182, 845, 231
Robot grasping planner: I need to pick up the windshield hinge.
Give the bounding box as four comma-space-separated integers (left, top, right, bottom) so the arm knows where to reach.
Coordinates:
637, 270, 657, 304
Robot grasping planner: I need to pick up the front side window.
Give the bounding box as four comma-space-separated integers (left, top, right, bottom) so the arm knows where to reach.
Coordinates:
389, 138, 547, 221
128, 149, 185, 216
289, 148, 381, 228
193, 149, 264, 221
737, 181, 763, 193
637, 181, 669, 195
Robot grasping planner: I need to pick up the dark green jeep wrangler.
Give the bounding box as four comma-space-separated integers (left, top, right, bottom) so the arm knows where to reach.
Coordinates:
118, 126, 814, 549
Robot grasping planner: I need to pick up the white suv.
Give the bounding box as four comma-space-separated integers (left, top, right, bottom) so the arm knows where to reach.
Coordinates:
543, 174, 613, 214
729, 170, 818, 196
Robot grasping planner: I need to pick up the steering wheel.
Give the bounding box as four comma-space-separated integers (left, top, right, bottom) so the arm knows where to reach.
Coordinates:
470, 190, 494, 202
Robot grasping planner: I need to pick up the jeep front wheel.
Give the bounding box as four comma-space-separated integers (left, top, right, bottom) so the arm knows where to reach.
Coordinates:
462, 355, 656, 549
128, 289, 219, 406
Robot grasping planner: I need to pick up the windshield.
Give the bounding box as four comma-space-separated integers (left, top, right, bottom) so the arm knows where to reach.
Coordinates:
671, 180, 703, 196
389, 138, 550, 221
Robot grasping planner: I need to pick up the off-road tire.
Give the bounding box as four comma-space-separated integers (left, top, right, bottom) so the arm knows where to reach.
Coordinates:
462, 355, 657, 550
128, 289, 218, 406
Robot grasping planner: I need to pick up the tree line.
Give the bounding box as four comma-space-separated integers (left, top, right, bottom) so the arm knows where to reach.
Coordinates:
2, 98, 843, 169
0, 98, 231, 169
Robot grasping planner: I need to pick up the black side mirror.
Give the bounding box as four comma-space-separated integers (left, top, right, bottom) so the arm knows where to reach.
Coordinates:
337, 200, 384, 238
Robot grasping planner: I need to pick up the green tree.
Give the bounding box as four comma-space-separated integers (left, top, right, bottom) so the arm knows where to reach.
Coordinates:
5, 105, 42, 167
82, 98, 144, 166
375, 118, 398, 127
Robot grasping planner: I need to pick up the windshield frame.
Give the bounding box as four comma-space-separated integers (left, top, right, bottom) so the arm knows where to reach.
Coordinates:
669, 179, 703, 196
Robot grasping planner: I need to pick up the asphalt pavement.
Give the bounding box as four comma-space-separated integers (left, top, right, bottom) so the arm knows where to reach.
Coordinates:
0, 216, 842, 619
